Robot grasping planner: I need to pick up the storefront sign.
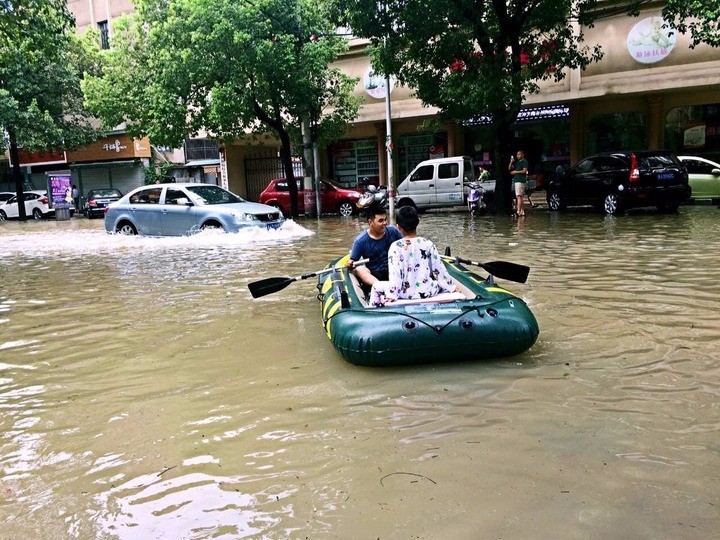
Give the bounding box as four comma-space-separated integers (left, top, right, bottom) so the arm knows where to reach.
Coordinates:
363, 67, 395, 99
219, 147, 229, 190
428, 145, 445, 159
627, 17, 676, 64
46, 172, 72, 208
67, 135, 152, 162
15, 149, 67, 167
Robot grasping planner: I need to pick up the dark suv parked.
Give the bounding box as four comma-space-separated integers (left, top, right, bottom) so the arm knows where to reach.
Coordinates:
546, 151, 691, 215
84, 188, 123, 218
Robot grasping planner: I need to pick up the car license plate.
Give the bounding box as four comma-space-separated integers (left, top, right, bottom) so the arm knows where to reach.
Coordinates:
658, 172, 675, 181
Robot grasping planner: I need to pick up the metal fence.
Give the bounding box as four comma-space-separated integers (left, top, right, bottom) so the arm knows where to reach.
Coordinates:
244, 149, 303, 202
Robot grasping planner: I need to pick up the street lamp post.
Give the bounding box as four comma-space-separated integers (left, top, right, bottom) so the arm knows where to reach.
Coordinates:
384, 73, 395, 226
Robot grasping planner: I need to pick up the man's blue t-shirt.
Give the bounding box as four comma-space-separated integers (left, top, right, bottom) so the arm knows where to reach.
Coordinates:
350, 226, 402, 280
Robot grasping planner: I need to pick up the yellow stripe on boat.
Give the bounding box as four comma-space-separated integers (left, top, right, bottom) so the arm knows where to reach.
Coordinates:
485, 286, 512, 295
323, 297, 336, 318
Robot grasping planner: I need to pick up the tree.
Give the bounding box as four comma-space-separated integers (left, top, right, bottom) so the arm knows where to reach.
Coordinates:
334, 0, 610, 212
663, 0, 720, 48
0, 0, 99, 220
82, 0, 360, 218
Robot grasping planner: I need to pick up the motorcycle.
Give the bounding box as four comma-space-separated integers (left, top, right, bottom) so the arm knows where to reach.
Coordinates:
356, 184, 389, 210
466, 182, 487, 215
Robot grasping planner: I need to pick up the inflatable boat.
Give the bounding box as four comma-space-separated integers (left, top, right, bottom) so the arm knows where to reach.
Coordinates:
317, 255, 539, 367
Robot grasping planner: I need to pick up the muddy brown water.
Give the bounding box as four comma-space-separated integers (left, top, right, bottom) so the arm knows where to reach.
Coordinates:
0, 207, 718, 539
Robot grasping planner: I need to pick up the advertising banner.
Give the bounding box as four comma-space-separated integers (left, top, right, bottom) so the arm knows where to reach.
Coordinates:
46, 172, 73, 208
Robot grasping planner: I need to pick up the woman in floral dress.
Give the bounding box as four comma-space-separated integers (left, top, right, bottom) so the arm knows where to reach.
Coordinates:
370, 206, 457, 306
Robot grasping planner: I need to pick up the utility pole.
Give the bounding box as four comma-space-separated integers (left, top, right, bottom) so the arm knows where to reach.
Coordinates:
385, 78, 395, 225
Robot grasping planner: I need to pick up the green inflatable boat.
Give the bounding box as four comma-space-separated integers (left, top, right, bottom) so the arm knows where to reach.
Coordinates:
317, 254, 539, 367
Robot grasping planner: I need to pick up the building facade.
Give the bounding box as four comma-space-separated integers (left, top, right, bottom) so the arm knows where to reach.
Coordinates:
60, 2, 720, 200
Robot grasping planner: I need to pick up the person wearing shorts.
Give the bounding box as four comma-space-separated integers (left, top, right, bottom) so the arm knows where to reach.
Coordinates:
509, 150, 529, 216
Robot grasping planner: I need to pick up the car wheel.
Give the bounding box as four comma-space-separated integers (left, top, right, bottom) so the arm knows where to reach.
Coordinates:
116, 221, 137, 235
338, 201, 354, 217
32, 208, 43, 220
0, 210, 6, 221
603, 193, 623, 215
547, 191, 564, 211
201, 221, 225, 231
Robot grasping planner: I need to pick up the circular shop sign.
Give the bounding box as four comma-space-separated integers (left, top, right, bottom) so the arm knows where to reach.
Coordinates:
363, 67, 396, 99
627, 17, 676, 64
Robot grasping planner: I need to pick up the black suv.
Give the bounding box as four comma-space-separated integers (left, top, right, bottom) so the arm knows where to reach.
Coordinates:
546, 151, 691, 215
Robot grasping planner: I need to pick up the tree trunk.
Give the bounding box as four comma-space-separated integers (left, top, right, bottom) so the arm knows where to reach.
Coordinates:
8, 129, 27, 221
491, 110, 515, 215
278, 129, 299, 219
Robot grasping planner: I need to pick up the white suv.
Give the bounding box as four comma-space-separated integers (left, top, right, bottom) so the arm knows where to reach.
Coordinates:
0, 190, 72, 220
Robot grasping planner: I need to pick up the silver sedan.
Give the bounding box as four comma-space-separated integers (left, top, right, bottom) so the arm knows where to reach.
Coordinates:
104, 183, 284, 236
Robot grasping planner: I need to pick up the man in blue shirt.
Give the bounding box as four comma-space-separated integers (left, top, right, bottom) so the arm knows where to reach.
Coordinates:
347, 204, 403, 290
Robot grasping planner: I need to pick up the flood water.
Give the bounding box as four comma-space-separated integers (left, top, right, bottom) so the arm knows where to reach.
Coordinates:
1, 206, 719, 539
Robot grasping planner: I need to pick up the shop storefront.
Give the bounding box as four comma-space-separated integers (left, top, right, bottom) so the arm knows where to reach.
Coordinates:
67, 134, 151, 197
464, 106, 570, 185
664, 103, 720, 162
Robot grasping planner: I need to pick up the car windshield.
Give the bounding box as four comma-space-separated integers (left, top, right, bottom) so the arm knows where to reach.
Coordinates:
186, 185, 244, 205
91, 189, 122, 198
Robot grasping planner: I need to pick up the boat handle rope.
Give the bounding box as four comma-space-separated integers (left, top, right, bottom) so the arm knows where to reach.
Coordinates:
323, 298, 510, 335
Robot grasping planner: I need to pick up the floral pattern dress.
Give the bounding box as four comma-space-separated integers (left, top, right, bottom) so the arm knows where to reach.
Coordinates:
369, 237, 456, 306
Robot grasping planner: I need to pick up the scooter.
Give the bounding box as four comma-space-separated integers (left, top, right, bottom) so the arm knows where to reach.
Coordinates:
466, 182, 486, 215
357, 184, 389, 210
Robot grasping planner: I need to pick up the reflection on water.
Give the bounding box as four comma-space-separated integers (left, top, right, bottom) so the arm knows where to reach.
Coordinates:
1, 209, 719, 538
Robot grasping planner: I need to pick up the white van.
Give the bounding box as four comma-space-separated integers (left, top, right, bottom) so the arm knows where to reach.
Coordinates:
395, 156, 483, 210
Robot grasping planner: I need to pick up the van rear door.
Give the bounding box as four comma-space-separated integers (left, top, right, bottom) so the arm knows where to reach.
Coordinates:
435, 160, 464, 205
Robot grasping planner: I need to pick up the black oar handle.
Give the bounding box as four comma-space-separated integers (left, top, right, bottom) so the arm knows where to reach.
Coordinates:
300, 258, 369, 280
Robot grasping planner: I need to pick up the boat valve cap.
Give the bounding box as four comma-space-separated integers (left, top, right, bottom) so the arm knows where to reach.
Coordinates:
486, 308, 499, 318
460, 318, 474, 329
403, 320, 417, 331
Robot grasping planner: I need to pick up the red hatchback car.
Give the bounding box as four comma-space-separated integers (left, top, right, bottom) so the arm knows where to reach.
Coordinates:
259, 178, 363, 216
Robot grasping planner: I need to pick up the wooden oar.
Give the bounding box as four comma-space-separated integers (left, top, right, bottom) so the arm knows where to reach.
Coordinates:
248, 258, 369, 298
442, 255, 530, 284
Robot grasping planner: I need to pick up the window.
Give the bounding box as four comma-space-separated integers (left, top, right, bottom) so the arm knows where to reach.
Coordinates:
588, 112, 647, 153
184, 139, 219, 161
98, 21, 110, 50
682, 159, 717, 174
665, 104, 720, 155
411, 165, 434, 181
274, 181, 289, 192
438, 163, 459, 179
574, 158, 596, 174
165, 189, 186, 205
130, 188, 162, 204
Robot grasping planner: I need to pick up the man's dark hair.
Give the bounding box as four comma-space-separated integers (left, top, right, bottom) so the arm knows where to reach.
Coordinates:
365, 203, 387, 221
396, 205, 419, 233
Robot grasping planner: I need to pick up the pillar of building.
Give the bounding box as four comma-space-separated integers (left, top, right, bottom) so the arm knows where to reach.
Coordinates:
569, 103, 584, 164
646, 94, 663, 150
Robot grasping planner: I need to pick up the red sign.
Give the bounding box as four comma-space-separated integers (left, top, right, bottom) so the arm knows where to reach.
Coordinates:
15, 149, 67, 167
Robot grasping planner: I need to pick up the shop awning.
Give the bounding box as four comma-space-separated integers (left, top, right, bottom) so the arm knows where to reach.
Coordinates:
70, 159, 143, 170
184, 159, 220, 167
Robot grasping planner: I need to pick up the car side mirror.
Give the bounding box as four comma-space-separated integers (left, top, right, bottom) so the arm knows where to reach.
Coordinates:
176, 197, 193, 206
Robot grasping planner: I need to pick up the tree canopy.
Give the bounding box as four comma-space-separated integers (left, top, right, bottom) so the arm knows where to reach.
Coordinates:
334, 0, 607, 211
334, 0, 720, 212
663, 0, 720, 48
83, 0, 360, 217
1, 0, 100, 218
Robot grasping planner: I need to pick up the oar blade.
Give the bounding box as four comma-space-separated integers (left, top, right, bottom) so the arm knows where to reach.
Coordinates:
481, 261, 530, 284
248, 277, 295, 298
